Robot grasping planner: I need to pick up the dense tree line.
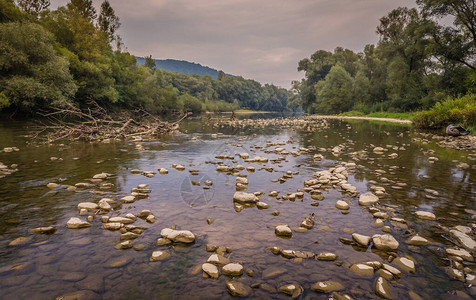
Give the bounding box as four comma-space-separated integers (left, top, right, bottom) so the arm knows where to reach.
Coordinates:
294, 1, 475, 115
0, 0, 291, 116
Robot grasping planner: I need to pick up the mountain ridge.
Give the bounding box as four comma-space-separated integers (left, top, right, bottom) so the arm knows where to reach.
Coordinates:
135, 57, 232, 79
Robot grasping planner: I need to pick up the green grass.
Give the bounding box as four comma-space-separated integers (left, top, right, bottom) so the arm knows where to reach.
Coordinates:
413, 93, 476, 130
338, 111, 416, 120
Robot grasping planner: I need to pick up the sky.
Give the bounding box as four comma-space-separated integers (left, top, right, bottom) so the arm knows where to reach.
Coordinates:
51, 0, 417, 88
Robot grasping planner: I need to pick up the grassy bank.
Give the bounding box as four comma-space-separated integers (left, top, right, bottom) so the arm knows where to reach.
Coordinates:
339, 111, 417, 120
413, 94, 476, 131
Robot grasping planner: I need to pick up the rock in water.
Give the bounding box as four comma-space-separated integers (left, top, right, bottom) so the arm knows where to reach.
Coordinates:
450, 230, 476, 251
275, 225, 293, 237
202, 263, 219, 279
300, 213, 315, 229
352, 233, 371, 247
414, 211, 436, 220
222, 263, 244, 276
279, 284, 303, 297
233, 192, 258, 204
66, 217, 91, 229
372, 234, 399, 251
311, 281, 345, 293
374, 277, 392, 299
226, 281, 250, 297
160, 228, 195, 243
359, 192, 379, 205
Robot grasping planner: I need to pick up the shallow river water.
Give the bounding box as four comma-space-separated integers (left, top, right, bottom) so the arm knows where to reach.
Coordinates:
0, 115, 474, 299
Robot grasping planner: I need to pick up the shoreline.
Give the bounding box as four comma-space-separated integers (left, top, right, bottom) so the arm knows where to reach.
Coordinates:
313, 115, 413, 124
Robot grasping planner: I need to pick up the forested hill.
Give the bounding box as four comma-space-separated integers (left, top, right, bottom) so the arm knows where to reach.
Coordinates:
135, 57, 231, 79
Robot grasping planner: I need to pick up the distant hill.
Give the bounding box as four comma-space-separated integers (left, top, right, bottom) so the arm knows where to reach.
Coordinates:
135, 57, 231, 79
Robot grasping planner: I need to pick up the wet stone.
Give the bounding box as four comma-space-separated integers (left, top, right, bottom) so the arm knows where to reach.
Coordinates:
66, 217, 91, 229
375, 277, 392, 299
226, 281, 251, 297
202, 263, 219, 279
350, 263, 375, 276
406, 235, 429, 246
311, 281, 345, 293
279, 284, 303, 298
222, 263, 244, 276
352, 233, 371, 247
372, 234, 399, 251
150, 250, 170, 261
275, 225, 293, 237
415, 211, 436, 220
393, 257, 416, 273
359, 192, 379, 205
160, 228, 195, 243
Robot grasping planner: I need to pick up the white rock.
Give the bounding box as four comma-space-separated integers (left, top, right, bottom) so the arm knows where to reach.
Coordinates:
352, 233, 371, 247
233, 192, 258, 204
160, 228, 195, 243
415, 211, 436, 220
222, 263, 244, 276
336, 200, 349, 210
372, 234, 399, 251
66, 217, 91, 229
275, 225, 292, 237
108, 217, 135, 224
445, 248, 474, 261
359, 192, 379, 205
393, 257, 416, 273
202, 263, 219, 279
77, 202, 99, 210
150, 250, 170, 261
450, 230, 476, 251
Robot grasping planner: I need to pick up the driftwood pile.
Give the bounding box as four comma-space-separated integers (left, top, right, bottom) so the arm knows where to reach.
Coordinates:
33, 102, 191, 143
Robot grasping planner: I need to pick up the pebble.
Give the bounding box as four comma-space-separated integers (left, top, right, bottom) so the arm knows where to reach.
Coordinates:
275, 225, 293, 237
222, 263, 244, 276
311, 281, 345, 293
352, 233, 371, 247
150, 250, 170, 261
374, 277, 392, 299
226, 281, 250, 297
202, 263, 219, 279
336, 200, 350, 210
359, 192, 379, 205
372, 234, 399, 251
415, 211, 436, 220
66, 217, 91, 229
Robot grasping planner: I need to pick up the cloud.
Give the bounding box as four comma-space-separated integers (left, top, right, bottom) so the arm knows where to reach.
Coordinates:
49, 0, 417, 88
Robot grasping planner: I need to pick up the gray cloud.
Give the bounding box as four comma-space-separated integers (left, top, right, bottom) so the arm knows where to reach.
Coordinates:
50, 0, 417, 88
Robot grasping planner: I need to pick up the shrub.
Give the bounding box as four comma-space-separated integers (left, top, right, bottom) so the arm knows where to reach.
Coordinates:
413, 93, 476, 130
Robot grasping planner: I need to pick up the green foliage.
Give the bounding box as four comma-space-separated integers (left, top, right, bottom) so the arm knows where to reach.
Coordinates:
98, 0, 120, 43
0, 0, 28, 22
413, 94, 476, 129
0, 91, 9, 108
314, 64, 354, 114
180, 93, 202, 114
296, 3, 474, 116
0, 22, 76, 112
16, 0, 49, 18
144, 55, 156, 70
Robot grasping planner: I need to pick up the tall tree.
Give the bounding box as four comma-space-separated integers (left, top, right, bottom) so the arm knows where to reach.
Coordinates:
0, 22, 77, 112
16, 0, 49, 18
67, 0, 96, 22
144, 55, 156, 70
417, 0, 475, 70
98, 0, 120, 43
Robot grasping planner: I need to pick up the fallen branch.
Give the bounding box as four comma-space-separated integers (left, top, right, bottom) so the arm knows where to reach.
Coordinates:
33, 102, 192, 143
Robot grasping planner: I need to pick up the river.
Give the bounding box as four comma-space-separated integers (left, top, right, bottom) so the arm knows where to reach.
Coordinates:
0, 115, 474, 299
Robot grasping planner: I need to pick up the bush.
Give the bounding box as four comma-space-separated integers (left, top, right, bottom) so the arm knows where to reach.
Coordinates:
180, 93, 202, 114
413, 93, 476, 130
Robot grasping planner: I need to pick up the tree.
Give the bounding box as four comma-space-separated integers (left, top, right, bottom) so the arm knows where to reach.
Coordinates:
0, 22, 77, 112
98, 0, 120, 43
417, 0, 475, 70
314, 64, 354, 114
16, 0, 49, 18
144, 55, 156, 70
67, 0, 96, 22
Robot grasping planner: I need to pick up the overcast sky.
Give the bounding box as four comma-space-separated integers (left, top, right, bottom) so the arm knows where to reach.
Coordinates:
51, 0, 417, 88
